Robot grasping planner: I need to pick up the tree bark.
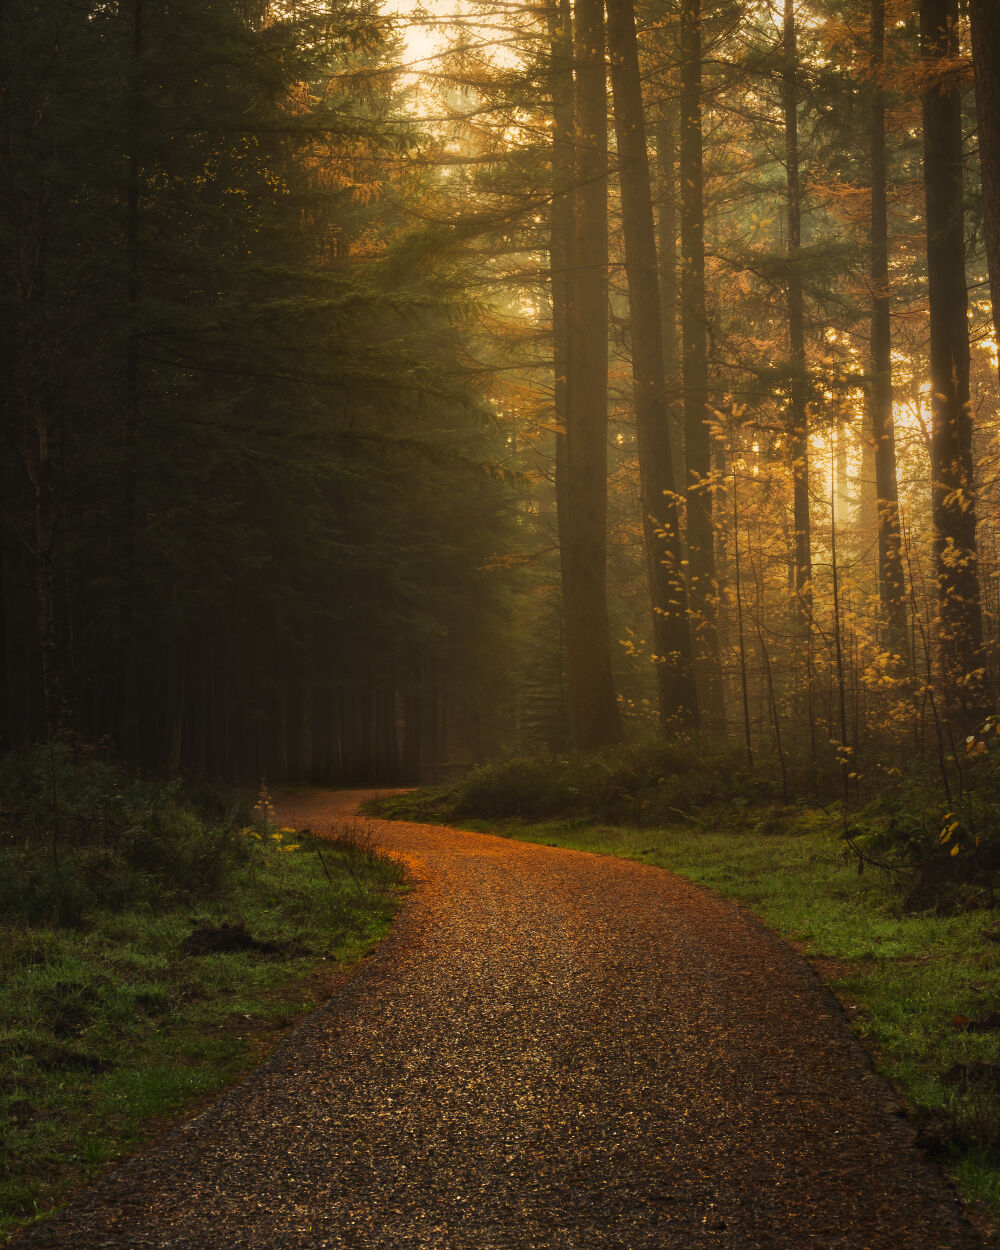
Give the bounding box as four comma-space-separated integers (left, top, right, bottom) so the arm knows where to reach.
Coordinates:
869, 0, 906, 642
655, 96, 684, 489
120, 0, 144, 760
549, 0, 574, 623
782, 0, 811, 618
607, 0, 698, 730
921, 0, 984, 700
970, 0, 1000, 388
20, 326, 60, 736
561, 0, 622, 750
679, 0, 724, 730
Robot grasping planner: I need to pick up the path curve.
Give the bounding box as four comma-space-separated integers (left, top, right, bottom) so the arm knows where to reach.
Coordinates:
18, 790, 980, 1249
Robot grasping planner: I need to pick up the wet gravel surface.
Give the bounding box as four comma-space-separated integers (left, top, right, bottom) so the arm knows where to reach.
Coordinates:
18, 790, 981, 1249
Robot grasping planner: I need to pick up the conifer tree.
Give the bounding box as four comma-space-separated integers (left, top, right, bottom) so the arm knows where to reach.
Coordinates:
562, 0, 623, 749
920, 0, 984, 701
607, 0, 697, 730
868, 0, 906, 642
679, 0, 723, 729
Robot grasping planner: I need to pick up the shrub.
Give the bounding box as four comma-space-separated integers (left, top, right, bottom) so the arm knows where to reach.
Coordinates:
449, 738, 774, 825
0, 744, 250, 926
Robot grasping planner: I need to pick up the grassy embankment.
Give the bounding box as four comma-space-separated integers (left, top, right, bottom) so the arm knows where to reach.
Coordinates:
367, 742, 1000, 1234
0, 747, 405, 1243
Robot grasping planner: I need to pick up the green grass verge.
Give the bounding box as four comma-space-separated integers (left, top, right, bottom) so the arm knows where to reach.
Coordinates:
368, 789, 1000, 1235
0, 820, 406, 1243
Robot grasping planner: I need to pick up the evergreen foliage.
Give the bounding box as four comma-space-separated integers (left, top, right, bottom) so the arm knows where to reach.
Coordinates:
0, 0, 517, 780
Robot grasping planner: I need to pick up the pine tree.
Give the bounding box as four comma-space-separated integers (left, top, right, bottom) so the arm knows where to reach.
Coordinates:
607, 0, 697, 730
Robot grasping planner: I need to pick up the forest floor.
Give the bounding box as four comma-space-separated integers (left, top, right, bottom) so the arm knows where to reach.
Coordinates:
12, 789, 984, 1249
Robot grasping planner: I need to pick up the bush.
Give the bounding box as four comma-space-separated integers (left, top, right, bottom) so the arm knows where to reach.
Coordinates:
844, 740, 1000, 913
0, 744, 251, 926
449, 738, 774, 825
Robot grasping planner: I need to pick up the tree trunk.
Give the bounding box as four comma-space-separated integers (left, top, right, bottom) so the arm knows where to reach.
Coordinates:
166, 649, 185, 777
655, 96, 684, 487
869, 0, 906, 642
970, 0, 1000, 388
561, 0, 622, 751
607, 0, 697, 731
119, 0, 144, 760
549, 0, 574, 641
15, 240, 61, 737
921, 0, 984, 702
22, 354, 60, 737
679, 0, 723, 730
782, 0, 811, 618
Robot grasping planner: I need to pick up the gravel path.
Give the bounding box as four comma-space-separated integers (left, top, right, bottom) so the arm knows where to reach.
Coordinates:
18, 790, 980, 1249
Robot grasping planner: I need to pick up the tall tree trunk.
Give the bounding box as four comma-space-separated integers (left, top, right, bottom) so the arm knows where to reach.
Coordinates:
921, 0, 984, 703
549, 0, 574, 632
970, 0, 1000, 387
679, 0, 724, 730
869, 0, 906, 642
655, 96, 684, 487
607, 0, 697, 730
562, 0, 622, 751
20, 327, 60, 736
782, 0, 811, 618
120, 0, 144, 760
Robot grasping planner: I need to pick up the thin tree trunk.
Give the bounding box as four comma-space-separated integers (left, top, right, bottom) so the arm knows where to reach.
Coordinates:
20, 327, 60, 736
607, 0, 697, 730
655, 97, 684, 485
782, 0, 811, 618
869, 0, 906, 642
549, 0, 574, 628
562, 0, 622, 750
830, 447, 850, 808
970, 0, 1000, 389
750, 551, 788, 802
921, 0, 984, 705
679, 0, 724, 730
120, 0, 144, 760
732, 467, 753, 768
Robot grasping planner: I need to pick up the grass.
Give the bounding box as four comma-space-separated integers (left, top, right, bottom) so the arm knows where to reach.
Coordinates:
0, 767, 405, 1244
368, 787, 1000, 1238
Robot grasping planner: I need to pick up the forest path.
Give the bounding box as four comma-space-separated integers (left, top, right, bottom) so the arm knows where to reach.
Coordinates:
19, 789, 979, 1249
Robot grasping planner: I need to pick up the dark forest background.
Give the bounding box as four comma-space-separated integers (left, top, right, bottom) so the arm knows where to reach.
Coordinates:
1, 0, 520, 780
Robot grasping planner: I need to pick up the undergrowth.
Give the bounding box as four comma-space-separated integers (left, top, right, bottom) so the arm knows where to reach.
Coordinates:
369, 738, 775, 826
372, 734, 1000, 914
0, 747, 405, 1241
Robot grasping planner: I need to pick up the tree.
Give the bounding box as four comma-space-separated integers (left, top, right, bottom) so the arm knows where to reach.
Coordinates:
782, 0, 812, 621
970, 0, 1000, 389
561, 0, 623, 749
868, 0, 906, 642
679, 0, 724, 729
607, 0, 698, 730
920, 0, 984, 701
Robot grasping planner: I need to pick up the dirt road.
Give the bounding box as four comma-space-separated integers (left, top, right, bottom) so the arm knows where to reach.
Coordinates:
18, 790, 980, 1248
